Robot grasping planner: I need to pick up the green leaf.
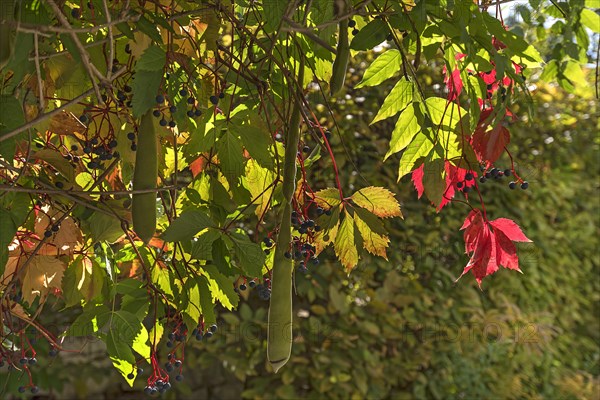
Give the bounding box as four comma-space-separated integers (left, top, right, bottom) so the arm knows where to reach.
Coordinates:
109, 310, 143, 344
398, 130, 435, 180
371, 78, 414, 124
263, 0, 287, 32
162, 208, 212, 242
85, 212, 123, 243
132, 324, 151, 360
350, 19, 389, 51
230, 117, 274, 168
230, 231, 266, 277
334, 211, 359, 272
355, 50, 402, 89
151, 265, 173, 297
190, 228, 221, 260
0, 94, 26, 161
217, 129, 245, 186
136, 45, 166, 71
107, 330, 136, 364
66, 304, 111, 337
131, 69, 163, 118
0, 209, 18, 276
422, 158, 446, 207
137, 14, 163, 43
385, 103, 421, 160
197, 275, 216, 326
580, 9, 600, 33
110, 354, 136, 387
201, 264, 239, 310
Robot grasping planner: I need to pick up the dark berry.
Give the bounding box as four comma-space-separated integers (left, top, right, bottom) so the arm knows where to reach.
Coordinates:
491, 168, 499, 177
127, 373, 134, 379
302, 145, 310, 153
28, 357, 37, 365
463, 186, 471, 193
156, 95, 165, 104
49, 348, 58, 357
209, 324, 217, 333
456, 181, 464, 189
348, 19, 356, 28
239, 283, 247, 291
71, 145, 78, 151
130, 143, 137, 151
209, 95, 219, 105
51, 224, 60, 232
311, 258, 319, 265
144, 387, 152, 395
504, 169, 512, 177
123, 85, 132, 93
117, 91, 126, 101
168, 332, 175, 340
465, 173, 474, 180
219, 92, 225, 99
179, 89, 188, 97
284, 252, 291, 259
205, 331, 213, 338
194, 109, 202, 117
195, 333, 203, 341
165, 363, 174, 372
160, 118, 168, 127
79, 114, 88, 123
90, 137, 99, 145
175, 374, 184, 382
187, 110, 195, 117
19, 357, 27, 365
325, 209, 332, 216
18, 386, 26, 393
153, 109, 162, 118
31, 386, 39, 394
509, 181, 516, 189
314, 225, 322, 232
168, 120, 176, 128
127, 132, 136, 140
169, 105, 177, 113
125, 44, 131, 54
55, 181, 64, 189
83, 146, 92, 154
71, 8, 81, 18
479, 177, 487, 183
352, 28, 359, 35
166, 341, 173, 348
174, 360, 182, 368
187, 96, 195, 104
249, 280, 256, 288
520, 181, 529, 190
109, 139, 118, 148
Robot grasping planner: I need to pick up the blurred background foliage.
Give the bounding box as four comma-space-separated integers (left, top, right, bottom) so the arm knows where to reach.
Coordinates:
4, 49, 598, 399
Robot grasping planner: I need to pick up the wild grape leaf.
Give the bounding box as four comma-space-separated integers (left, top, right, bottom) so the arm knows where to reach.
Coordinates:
22, 256, 65, 304
230, 231, 266, 277
458, 210, 531, 286
471, 123, 510, 164
490, 218, 532, 242
350, 19, 389, 51
135, 45, 166, 71
351, 187, 402, 219
334, 211, 359, 272
370, 78, 413, 124
385, 103, 421, 161
314, 188, 342, 209
398, 130, 435, 179
162, 208, 212, 242
355, 49, 402, 89
245, 159, 277, 218
201, 264, 239, 310
353, 212, 389, 259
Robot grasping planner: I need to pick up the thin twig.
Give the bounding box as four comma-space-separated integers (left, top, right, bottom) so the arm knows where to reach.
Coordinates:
33, 32, 45, 112
15, 13, 137, 34
102, 0, 114, 80
0, 184, 188, 196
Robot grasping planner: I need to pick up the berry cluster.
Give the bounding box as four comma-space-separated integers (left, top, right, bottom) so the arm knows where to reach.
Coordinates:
478, 166, 530, 190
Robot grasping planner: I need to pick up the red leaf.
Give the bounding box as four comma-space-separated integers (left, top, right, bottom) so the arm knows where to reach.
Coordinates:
490, 218, 532, 242
458, 211, 531, 286
189, 156, 207, 177
471, 124, 510, 164
411, 164, 425, 199
494, 230, 520, 271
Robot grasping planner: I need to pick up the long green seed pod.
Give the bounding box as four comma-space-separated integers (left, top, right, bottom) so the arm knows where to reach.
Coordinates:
267, 64, 304, 373
132, 110, 158, 244
329, 1, 350, 96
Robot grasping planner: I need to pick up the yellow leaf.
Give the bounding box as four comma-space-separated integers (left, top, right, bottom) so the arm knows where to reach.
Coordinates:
351, 187, 402, 218
313, 219, 339, 256
334, 212, 359, 272
34, 206, 83, 256
314, 188, 342, 209
354, 213, 389, 259
22, 256, 65, 304
244, 159, 277, 218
